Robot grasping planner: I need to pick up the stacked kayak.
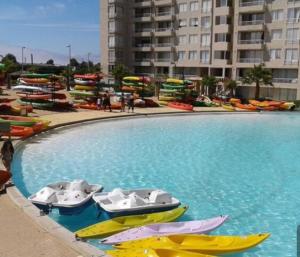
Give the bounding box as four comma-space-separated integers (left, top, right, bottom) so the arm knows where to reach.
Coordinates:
159, 78, 193, 105
14, 73, 67, 109
71, 73, 102, 105
121, 76, 150, 92
0, 115, 50, 138
168, 102, 193, 111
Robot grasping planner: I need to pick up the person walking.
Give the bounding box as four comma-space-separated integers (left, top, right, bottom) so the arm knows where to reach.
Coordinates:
128, 93, 135, 113
120, 93, 126, 112
96, 95, 103, 110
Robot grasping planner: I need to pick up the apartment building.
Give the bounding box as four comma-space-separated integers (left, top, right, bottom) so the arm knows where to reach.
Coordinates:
101, 0, 300, 100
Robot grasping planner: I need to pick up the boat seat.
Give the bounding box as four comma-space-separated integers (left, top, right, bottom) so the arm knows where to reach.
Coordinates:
149, 190, 172, 204
108, 188, 126, 203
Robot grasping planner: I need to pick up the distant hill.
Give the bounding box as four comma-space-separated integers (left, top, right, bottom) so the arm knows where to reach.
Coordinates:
0, 43, 100, 65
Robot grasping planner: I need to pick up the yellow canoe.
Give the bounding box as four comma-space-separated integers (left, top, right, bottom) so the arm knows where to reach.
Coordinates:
107, 248, 215, 257
115, 233, 270, 255
74, 85, 96, 91
75, 206, 188, 239
158, 100, 169, 106
166, 78, 184, 84
123, 76, 141, 81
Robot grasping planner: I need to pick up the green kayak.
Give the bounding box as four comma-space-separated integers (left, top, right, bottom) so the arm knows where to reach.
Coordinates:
21, 73, 52, 78
162, 83, 186, 90
159, 89, 178, 93
0, 117, 36, 127
70, 90, 95, 97
17, 99, 54, 109
122, 81, 145, 87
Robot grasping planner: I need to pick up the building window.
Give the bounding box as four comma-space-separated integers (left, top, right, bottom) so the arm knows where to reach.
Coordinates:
287, 8, 300, 23
271, 29, 282, 40
214, 51, 230, 59
190, 1, 199, 11
201, 34, 211, 46
108, 36, 115, 47
269, 49, 281, 60
178, 51, 186, 60
202, 0, 212, 13
216, 0, 231, 7
200, 51, 210, 63
178, 35, 187, 44
215, 16, 231, 25
215, 33, 230, 42
190, 18, 199, 27
108, 21, 115, 33
189, 34, 199, 44
271, 10, 284, 22
108, 5, 115, 18
285, 49, 299, 64
201, 16, 211, 28
189, 51, 198, 60
286, 28, 299, 42
179, 3, 187, 12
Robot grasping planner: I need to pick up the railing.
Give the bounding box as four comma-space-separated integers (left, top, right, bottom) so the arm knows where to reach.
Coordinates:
200, 59, 210, 63
155, 27, 172, 32
239, 20, 264, 25
135, 58, 151, 62
239, 0, 265, 7
287, 18, 300, 23
156, 11, 172, 16
135, 13, 151, 18
135, 43, 152, 47
272, 78, 298, 83
284, 59, 299, 65
238, 58, 263, 63
135, 28, 153, 33
155, 58, 170, 62
238, 39, 264, 44
155, 43, 172, 47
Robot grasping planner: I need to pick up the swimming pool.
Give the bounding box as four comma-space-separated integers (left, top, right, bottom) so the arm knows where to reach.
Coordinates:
12, 113, 300, 256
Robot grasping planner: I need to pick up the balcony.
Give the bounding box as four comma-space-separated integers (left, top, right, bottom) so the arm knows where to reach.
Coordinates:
154, 0, 173, 6
273, 78, 298, 84
154, 11, 173, 21
237, 39, 264, 49
134, 28, 153, 36
238, 20, 264, 31
239, 0, 265, 12
238, 58, 263, 63
134, 0, 151, 7
154, 27, 173, 36
134, 58, 152, 66
133, 43, 153, 51
284, 60, 299, 65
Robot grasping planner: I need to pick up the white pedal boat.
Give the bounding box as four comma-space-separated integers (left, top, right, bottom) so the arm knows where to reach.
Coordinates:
92, 188, 180, 217
28, 180, 103, 215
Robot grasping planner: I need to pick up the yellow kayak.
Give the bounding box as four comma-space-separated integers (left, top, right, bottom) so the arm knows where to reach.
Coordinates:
107, 248, 215, 257
75, 206, 188, 239
222, 104, 235, 112
123, 76, 141, 81
166, 78, 184, 85
159, 96, 176, 101
158, 100, 169, 106
74, 85, 96, 91
115, 233, 270, 255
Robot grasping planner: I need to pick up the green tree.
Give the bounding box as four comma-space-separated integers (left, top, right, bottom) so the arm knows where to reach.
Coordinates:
224, 79, 238, 97
242, 64, 273, 99
70, 58, 79, 68
2, 53, 17, 64
46, 59, 54, 65
112, 64, 129, 86
202, 75, 218, 97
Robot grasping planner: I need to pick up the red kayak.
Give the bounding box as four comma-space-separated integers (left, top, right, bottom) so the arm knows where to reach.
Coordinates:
168, 102, 194, 111
74, 74, 101, 80
0, 170, 12, 187
0, 98, 16, 103
16, 93, 52, 100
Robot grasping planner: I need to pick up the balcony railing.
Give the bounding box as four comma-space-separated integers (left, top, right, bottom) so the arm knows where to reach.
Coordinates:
273, 78, 298, 83
155, 43, 172, 47
135, 28, 153, 33
239, 20, 264, 25
284, 59, 299, 65
238, 58, 263, 63
155, 58, 170, 62
239, 0, 265, 7
238, 39, 264, 44
135, 13, 151, 18
155, 27, 172, 32
135, 58, 151, 62
156, 11, 172, 16
135, 43, 152, 47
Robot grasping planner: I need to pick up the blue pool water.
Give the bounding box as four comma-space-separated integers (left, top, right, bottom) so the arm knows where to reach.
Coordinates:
12, 113, 300, 256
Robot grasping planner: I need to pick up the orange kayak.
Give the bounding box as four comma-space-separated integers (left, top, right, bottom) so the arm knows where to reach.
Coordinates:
0, 170, 12, 187
168, 102, 193, 111
74, 74, 99, 80
17, 93, 52, 100
21, 78, 49, 84
235, 103, 258, 111
1, 126, 34, 138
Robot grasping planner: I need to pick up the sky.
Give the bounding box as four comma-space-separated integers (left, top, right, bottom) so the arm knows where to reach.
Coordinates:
0, 0, 100, 59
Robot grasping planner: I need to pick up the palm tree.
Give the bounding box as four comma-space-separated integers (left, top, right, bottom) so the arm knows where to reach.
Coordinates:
201, 75, 218, 97
224, 79, 238, 97
242, 64, 273, 99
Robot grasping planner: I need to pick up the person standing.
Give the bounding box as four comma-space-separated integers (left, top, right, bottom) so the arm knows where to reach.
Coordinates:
96, 95, 103, 110
128, 93, 135, 113
103, 91, 112, 112
120, 93, 126, 112
1, 139, 14, 172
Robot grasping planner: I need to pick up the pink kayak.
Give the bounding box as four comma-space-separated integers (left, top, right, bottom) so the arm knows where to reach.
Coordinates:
101, 215, 228, 245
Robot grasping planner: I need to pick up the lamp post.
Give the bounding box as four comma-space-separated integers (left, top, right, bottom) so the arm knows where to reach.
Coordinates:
66, 44, 71, 91
21, 46, 26, 74
87, 52, 91, 72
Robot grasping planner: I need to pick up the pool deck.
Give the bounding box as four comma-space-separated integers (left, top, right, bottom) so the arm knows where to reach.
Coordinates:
0, 89, 261, 257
